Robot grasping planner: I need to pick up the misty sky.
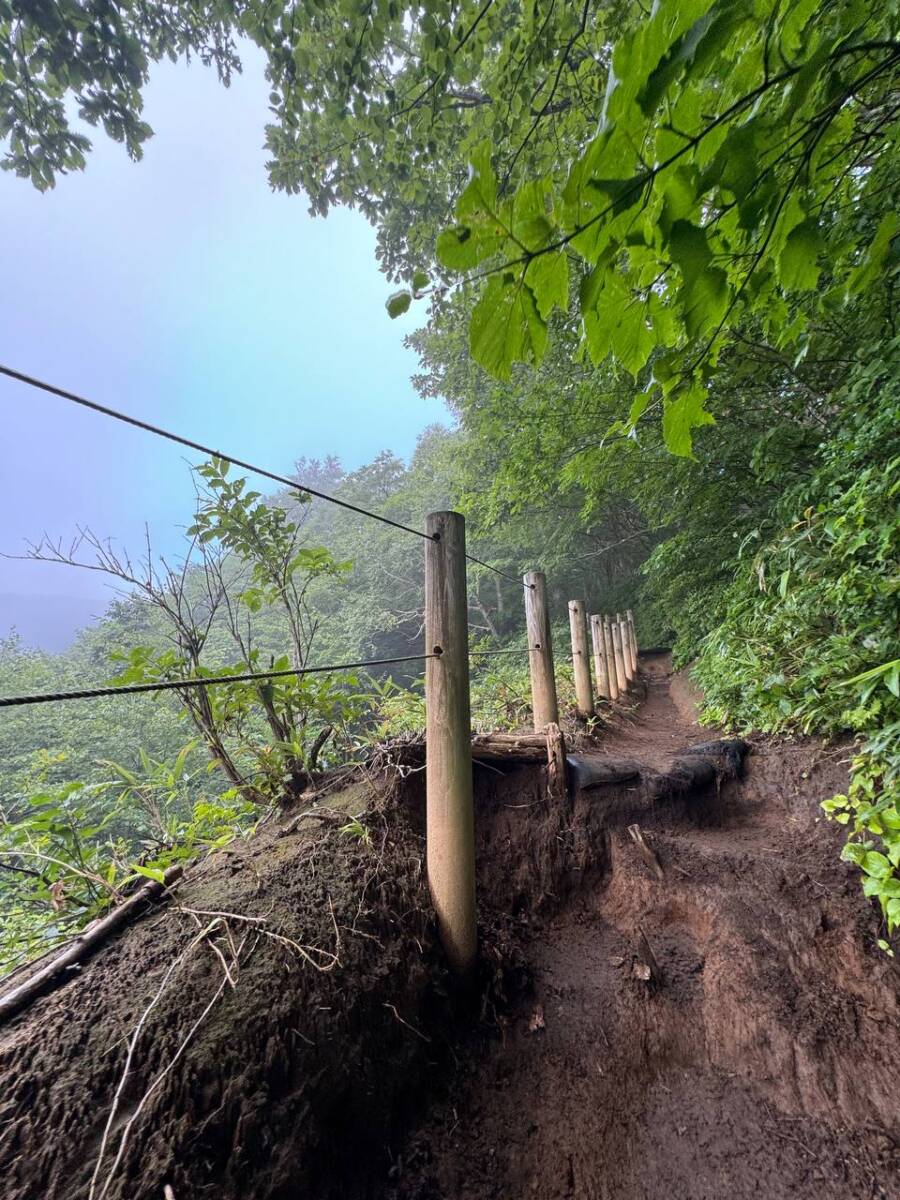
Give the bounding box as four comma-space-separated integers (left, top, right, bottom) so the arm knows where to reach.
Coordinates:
1, 44, 446, 649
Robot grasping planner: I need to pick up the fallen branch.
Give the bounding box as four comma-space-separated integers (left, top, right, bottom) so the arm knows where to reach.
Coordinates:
627, 824, 665, 881
0, 866, 183, 1025
635, 924, 663, 987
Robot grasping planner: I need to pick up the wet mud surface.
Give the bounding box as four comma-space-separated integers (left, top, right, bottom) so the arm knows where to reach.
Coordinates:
383, 657, 900, 1200
1, 654, 898, 1199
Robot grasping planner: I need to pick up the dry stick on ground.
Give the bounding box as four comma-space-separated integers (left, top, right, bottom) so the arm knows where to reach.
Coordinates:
0, 866, 183, 1024
177, 900, 342, 973
627, 824, 665, 881
636, 925, 663, 987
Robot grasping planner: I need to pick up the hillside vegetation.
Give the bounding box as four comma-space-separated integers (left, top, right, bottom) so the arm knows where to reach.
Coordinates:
1, 0, 898, 971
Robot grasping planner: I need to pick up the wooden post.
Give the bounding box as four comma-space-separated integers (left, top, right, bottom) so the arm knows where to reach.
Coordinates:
627, 609, 639, 672
524, 570, 559, 731
568, 600, 594, 718
425, 511, 476, 977
603, 615, 619, 702
590, 613, 611, 700
546, 722, 568, 803
611, 616, 628, 694
627, 615, 637, 675
618, 612, 634, 682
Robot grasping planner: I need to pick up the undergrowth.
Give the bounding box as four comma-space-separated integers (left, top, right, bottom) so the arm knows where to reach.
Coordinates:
693, 356, 900, 950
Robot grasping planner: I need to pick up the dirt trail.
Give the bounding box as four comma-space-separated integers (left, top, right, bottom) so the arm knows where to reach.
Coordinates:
384, 656, 900, 1200
2, 656, 898, 1200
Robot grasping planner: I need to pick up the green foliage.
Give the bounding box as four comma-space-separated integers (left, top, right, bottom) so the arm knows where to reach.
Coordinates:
435, 1, 899, 451
693, 350, 900, 943
0, 749, 258, 974
5, 0, 899, 962
3, 0, 625, 277
8, 0, 897, 459
339, 817, 371, 845
0, 0, 240, 187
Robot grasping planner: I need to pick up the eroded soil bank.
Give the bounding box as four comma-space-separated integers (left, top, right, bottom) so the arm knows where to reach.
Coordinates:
1, 654, 898, 1199
383, 657, 900, 1199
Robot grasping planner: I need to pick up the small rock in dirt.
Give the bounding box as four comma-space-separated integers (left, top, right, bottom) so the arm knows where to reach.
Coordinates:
527, 1005, 546, 1033
609, 955, 625, 967
632, 960, 652, 982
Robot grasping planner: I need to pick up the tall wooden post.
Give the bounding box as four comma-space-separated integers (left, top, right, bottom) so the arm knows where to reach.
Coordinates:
611, 617, 628, 694
618, 612, 634, 682
603, 615, 619, 701
568, 600, 594, 717
425, 511, 476, 977
590, 614, 611, 700
524, 570, 559, 731
627, 609, 639, 672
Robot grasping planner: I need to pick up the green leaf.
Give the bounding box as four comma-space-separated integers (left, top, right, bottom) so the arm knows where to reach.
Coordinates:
861, 851, 892, 878
778, 219, 822, 291
586, 175, 648, 220
132, 864, 166, 884
841, 842, 867, 866
525, 251, 569, 321
436, 143, 508, 271
386, 290, 412, 318
846, 213, 900, 296
666, 219, 731, 338
668, 219, 711, 284
469, 270, 547, 380
637, 4, 735, 118
662, 382, 715, 457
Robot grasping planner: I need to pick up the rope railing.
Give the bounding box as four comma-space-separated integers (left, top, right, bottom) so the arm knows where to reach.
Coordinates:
0, 362, 521, 581
468, 647, 535, 657
2, 360, 646, 981
0, 654, 436, 708
0, 363, 431, 542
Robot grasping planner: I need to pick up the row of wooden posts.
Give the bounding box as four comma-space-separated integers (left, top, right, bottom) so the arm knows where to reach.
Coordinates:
423, 512, 641, 977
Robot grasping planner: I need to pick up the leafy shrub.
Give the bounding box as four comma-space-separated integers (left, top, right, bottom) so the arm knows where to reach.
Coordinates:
0, 747, 259, 973
694, 353, 900, 946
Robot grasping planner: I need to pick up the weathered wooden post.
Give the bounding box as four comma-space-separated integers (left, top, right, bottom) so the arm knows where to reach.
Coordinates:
603, 615, 619, 702
619, 614, 633, 681
524, 570, 559, 731
617, 612, 634, 682
627, 609, 639, 672
611, 616, 628, 694
425, 511, 476, 977
568, 600, 595, 718
590, 613, 611, 701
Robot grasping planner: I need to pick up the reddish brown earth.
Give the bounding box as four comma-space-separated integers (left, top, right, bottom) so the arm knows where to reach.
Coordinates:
383, 655, 900, 1200
1, 653, 898, 1200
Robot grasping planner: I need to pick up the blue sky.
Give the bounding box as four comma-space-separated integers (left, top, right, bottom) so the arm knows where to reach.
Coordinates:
1, 44, 447, 648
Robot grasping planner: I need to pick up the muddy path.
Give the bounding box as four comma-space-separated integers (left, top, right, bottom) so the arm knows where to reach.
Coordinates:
1, 654, 898, 1200
382, 655, 900, 1200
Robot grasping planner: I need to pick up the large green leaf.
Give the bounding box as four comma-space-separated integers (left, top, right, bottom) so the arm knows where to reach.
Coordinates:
470, 270, 547, 380
525, 250, 569, 321
778, 218, 823, 291
661, 381, 716, 456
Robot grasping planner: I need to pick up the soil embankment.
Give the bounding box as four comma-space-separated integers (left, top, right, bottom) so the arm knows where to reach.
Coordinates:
386, 654, 900, 1199
1, 654, 897, 1199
